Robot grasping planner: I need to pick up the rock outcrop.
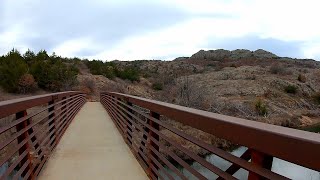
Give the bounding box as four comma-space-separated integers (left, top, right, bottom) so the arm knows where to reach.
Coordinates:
253, 49, 278, 59
190, 49, 278, 60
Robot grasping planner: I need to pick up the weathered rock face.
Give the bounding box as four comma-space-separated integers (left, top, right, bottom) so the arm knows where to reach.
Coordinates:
230, 49, 252, 60
174, 57, 189, 61
190, 49, 278, 60
253, 49, 278, 59
191, 49, 231, 60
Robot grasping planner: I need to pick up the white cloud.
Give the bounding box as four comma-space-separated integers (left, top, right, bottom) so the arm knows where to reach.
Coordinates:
0, 24, 29, 53
52, 38, 99, 57
1, 0, 320, 60
170, 0, 320, 40
243, 1, 320, 41
86, 0, 320, 60
302, 42, 320, 59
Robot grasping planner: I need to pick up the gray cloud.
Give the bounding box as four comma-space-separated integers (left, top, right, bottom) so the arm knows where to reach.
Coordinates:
207, 36, 304, 58
0, 1, 5, 33
21, 37, 56, 53
2, 0, 189, 53
75, 48, 103, 58
1, 0, 317, 60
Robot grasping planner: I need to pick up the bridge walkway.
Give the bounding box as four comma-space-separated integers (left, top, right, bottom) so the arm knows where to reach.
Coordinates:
38, 102, 148, 180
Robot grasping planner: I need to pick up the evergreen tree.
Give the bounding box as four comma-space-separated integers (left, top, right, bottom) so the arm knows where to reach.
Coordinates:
0, 49, 28, 92
36, 50, 49, 61
23, 49, 35, 66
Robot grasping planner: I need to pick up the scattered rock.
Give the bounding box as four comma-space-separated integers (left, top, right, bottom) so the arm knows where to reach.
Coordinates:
300, 116, 313, 127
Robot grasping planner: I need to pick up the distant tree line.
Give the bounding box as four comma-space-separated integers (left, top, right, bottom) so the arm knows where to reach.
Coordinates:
84, 60, 140, 82
0, 49, 141, 94
0, 49, 79, 93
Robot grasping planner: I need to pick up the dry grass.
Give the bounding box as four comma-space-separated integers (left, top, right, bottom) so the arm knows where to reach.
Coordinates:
1, 55, 320, 165
159, 116, 234, 162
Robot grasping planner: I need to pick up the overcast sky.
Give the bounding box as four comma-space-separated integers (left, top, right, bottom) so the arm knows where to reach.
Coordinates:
1, 0, 320, 60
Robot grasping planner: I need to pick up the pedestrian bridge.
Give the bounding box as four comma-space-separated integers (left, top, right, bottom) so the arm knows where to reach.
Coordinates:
38, 102, 147, 180
0, 91, 319, 180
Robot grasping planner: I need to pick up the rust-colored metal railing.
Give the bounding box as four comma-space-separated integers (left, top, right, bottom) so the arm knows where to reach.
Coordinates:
101, 92, 320, 180
0, 91, 86, 180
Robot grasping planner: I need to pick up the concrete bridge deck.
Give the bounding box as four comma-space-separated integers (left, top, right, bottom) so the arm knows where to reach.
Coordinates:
38, 102, 148, 180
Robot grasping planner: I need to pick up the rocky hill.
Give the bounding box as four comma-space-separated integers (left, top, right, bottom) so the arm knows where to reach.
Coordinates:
2, 48, 319, 128
1, 48, 319, 159
73, 49, 320, 129
77, 48, 320, 159
190, 49, 278, 60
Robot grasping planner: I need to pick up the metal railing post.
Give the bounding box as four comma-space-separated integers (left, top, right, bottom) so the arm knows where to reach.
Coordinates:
139, 125, 148, 167
48, 95, 58, 147
147, 111, 160, 179
61, 96, 68, 124
66, 95, 70, 113
248, 150, 273, 180
15, 110, 34, 180
126, 101, 133, 144
116, 98, 124, 135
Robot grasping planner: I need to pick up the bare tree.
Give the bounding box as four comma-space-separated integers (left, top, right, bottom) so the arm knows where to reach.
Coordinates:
175, 76, 205, 108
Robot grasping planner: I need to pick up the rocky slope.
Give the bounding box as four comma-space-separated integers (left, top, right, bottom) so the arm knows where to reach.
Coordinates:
3, 48, 318, 161
77, 49, 320, 128
190, 49, 278, 60
70, 49, 320, 159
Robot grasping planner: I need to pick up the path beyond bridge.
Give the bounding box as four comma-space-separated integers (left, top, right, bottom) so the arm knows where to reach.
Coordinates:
38, 102, 147, 179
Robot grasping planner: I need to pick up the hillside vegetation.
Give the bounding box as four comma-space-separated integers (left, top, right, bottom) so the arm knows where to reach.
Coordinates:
1, 48, 320, 126
1, 48, 320, 159
0, 49, 79, 93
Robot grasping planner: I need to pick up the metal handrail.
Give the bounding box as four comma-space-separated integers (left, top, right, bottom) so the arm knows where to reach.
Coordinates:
0, 91, 82, 118
0, 91, 86, 179
101, 92, 320, 180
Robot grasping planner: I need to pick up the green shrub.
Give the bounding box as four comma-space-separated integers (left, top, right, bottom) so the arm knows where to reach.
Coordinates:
30, 60, 78, 91
30, 60, 50, 89
115, 67, 140, 82
270, 64, 292, 75
0, 49, 79, 92
284, 85, 298, 94
152, 82, 163, 91
86, 60, 116, 79
102, 66, 115, 79
255, 99, 268, 116
270, 65, 284, 74
86, 60, 105, 75
230, 63, 237, 68
142, 72, 151, 78
0, 49, 28, 92
23, 49, 36, 66
297, 74, 306, 83
313, 93, 320, 104
36, 50, 49, 61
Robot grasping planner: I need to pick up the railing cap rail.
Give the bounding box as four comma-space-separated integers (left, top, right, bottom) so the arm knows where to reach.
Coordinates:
102, 92, 320, 171
0, 91, 83, 118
